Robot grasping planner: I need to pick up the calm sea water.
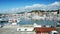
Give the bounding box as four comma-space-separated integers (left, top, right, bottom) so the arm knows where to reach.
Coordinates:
0, 16, 57, 27
18, 16, 57, 27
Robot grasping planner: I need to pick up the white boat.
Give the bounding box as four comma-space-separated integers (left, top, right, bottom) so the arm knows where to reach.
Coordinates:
9, 18, 20, 22
17, 27, 34, 31
33, 23, 42, 27
17, 25, 34, 31
8, 18, 20, 25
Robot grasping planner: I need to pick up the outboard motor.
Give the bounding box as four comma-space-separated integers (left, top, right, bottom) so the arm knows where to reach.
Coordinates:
50, 30, 59, 34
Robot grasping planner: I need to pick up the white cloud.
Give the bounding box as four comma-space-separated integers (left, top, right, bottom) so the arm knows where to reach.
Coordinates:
50, 2, 60, 6
47, 2, 60, 10
0, 2, 60, 13
24, 2, 60, 11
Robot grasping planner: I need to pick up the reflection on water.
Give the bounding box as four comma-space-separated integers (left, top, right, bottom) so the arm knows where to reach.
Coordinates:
0, 16, 57, 27
18, 16, 56, 27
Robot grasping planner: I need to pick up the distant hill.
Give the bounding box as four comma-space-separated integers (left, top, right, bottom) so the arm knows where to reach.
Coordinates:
17, 9, 60, 14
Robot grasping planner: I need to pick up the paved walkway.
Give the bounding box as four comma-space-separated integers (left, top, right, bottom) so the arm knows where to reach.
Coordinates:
0, 28, 35, 34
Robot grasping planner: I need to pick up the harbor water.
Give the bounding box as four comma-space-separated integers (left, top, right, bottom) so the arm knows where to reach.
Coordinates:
0, 16, 57, 27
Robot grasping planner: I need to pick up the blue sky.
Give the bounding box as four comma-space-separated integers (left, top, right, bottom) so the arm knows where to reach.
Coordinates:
0, 0, 60, 13
0, 0, 60, 10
